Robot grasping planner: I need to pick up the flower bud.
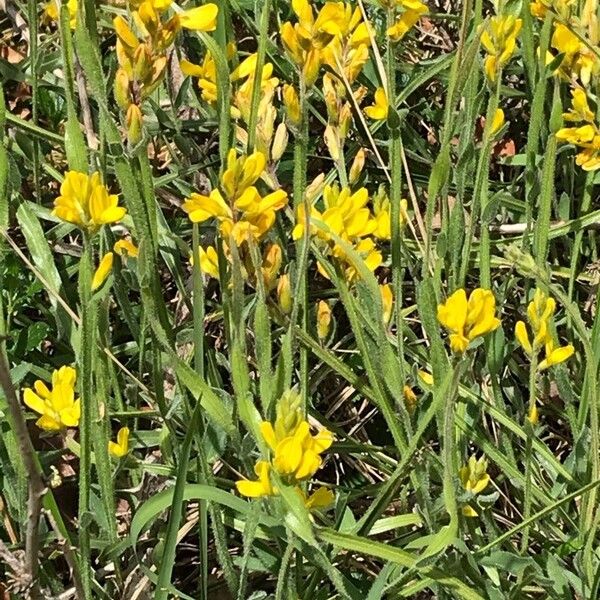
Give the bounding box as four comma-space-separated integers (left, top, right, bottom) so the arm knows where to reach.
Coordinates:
527, 403, 538, 425
317, 300, 332, 341
504, 245, 538, 277
114, 68, 131, 111
261, 243, 282, 290
133, 44, 152, 81
380, 283, 393, 325
303, 49, 321, 88
271, 122, 289, 162
349, 148, 366, 184
126, 104, 143, 145
277, 274, 292, 314
92, 252, 114, 291
403, 385, 417, 414
283, 84, 301, 128
339, 103, 353, 139
305, 174, 325, 203
274, 390, 302, 439
490, 108, 505, 136
324, 125, 340, 161
113, 15, 138, 49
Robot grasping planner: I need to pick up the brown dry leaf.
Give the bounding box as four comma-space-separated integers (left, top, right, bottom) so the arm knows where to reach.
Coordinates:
493, 138, 516, 158
1, 44, 25, 64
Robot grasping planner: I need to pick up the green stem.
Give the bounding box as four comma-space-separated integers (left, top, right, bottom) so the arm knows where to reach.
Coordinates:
478, 80, 501, 289
60, 0, 88, 172
291, 78, 309, 413
386, 9, 404, 372
423, 0, 472, 276
336, 275, 407, 453
459, 81, 499, 288
77, 239, 95, 599
520, 352, 538, 555
522, 15, 552, 252
27, 0, 41, 201
441, 360, 465, 522
192, 224, 208, 600
246, 0, 271, 152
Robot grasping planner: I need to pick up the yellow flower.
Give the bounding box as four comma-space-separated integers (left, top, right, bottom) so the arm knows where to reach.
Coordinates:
53, 171, 126, 233
293, 183, 388, 281
176, 4, 218, 31
317, 300, 332, 341
480, 15, 522, 82
364, 87, 389, 121
550, 23, 597, 85
556, 88, 600, 171
460, 455, 491, 517
236, 460, 276, 498
92, 252, 114, 291
280, 0, 344, 85
260, 391, 333, 482
418, 370, 434, 386
114, 239, 139, 258
236, 391, 333, 500
277, 274, 293, 314
539, 340, 575, 371
190, 245, 220, 280
371, 194, 407, 240
387, 1, 427, 42
182, 150, 288, 245
44, 0, 77, 28
266, 420, 333, 480
515, 289, 574, 370
490, 108, 505, 135
23, 366, 80, 431
298, 486, 335, 510
181, 54, 218, 104
319, 3, 371, 83
261, 243, 282, 290
108, 427, 130, 458
437, 288, 501, 354
563, 88, 595, 123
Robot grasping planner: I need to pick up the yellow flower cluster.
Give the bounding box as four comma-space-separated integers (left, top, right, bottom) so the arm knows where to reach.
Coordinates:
281, 0, 369, 87
236, 391, 334, 510
480, 15, 522, 83
556, 88, 600, 170
183, 149, 288, 246
23, 366, 80, 431
514, 289, 574, 371
460, 455, 491, 517
113, 0, 218, 141
182, 46, 288, 190
530, 0, 598, 86
53, 171, 126, 234
549, 24, 597, 86
293, 184, 407, 281
437, 288, 501, 354
23, 366, 130, 458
